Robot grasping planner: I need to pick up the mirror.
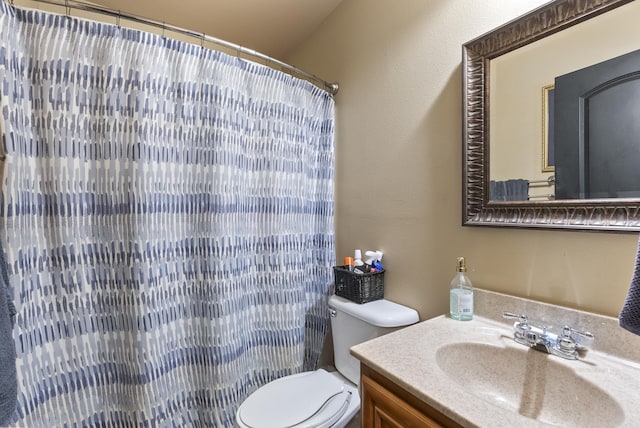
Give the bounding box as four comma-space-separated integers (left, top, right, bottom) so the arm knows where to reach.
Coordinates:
462, 0, 640, 231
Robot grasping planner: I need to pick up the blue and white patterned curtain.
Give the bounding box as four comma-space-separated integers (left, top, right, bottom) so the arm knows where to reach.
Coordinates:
0, 2, 335, 426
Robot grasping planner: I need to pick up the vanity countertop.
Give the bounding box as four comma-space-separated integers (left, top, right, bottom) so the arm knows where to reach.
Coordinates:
350, 289, 640, 427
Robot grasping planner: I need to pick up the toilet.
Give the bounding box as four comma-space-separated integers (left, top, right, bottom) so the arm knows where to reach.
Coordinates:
235, 294, 419, 428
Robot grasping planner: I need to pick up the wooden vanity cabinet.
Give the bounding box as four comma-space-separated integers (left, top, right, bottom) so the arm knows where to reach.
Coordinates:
360, 364, 463, 428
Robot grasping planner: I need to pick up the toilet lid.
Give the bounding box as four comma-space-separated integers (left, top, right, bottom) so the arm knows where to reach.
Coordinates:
238, 369, 352, 428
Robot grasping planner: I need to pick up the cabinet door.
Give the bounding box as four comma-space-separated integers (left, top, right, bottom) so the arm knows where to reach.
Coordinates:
361, 373, 443, 428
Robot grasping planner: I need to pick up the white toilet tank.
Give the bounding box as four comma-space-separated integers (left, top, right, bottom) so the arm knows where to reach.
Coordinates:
328, 295, 419, 385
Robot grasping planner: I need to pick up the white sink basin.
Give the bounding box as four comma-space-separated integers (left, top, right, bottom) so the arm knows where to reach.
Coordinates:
351, 312, 640, 428
435, 342, 624, 427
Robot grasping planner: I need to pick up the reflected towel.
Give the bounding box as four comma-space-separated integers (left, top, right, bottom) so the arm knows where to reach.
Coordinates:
620, 235, 640, 336
490, 179, 529, 201
0, 243, 16, 425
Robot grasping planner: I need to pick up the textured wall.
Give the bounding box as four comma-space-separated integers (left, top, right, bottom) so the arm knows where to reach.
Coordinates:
287, 0, 639, 319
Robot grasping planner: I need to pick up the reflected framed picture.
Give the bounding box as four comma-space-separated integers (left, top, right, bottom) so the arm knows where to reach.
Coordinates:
542, 84, 555, 172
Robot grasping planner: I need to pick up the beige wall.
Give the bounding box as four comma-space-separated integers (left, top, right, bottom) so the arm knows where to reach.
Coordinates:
287, 0, 639, 319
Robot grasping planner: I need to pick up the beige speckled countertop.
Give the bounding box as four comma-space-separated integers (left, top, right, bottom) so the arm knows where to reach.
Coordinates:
350, 289, 640, 427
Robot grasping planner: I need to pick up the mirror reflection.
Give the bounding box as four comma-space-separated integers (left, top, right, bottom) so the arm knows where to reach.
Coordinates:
489, 1, 640, 202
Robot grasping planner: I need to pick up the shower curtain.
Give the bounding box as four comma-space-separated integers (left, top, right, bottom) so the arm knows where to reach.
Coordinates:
0, 2, 335, 426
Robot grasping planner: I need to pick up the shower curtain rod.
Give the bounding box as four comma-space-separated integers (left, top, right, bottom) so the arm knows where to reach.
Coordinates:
16, 0, 340, 95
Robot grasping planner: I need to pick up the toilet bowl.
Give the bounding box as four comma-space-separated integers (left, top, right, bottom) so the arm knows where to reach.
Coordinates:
235, 295, 419, 428
236, 369, 359, 428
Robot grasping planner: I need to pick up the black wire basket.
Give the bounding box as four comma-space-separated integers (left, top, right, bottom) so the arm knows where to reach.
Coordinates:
333, 265, 384, 304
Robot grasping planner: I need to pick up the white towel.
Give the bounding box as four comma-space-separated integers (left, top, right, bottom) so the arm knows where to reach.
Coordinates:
619, 234, 640, 336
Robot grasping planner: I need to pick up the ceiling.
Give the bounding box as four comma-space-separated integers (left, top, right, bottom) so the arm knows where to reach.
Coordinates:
89, 0, 344, 60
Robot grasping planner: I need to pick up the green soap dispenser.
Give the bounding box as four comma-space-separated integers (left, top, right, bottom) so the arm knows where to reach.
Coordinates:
449, 257, 473, 321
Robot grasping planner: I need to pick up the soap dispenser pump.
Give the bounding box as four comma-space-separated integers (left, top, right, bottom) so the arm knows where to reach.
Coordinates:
449, 257, 473, 321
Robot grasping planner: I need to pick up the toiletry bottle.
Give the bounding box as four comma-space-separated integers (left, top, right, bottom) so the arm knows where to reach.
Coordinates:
364, 250, 377, 266
449, 257, 473, 321
354, 249, 364, 267
344, 256, 355, 271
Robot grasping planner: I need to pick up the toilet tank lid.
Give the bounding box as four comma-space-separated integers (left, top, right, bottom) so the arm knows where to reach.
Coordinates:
329, 295, 419, 327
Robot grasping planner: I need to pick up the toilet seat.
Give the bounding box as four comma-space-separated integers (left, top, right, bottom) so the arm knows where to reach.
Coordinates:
236, 369, 353, 428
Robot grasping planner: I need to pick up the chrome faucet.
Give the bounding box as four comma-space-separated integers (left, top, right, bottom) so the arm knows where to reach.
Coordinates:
502, 312, 594, 360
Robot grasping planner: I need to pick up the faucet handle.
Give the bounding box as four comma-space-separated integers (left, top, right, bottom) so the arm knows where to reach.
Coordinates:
502, 312, 528, 325
502, 312, 535, 345
562, 325, 594, 339
560, 325, 594, 348
554, 325, 595, 357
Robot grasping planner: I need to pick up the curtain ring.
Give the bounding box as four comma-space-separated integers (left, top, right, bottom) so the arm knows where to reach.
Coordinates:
64, 0, 70, 17
116, 10, 121, 28
162, 22, 166, 38
200, 33, 205, 48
